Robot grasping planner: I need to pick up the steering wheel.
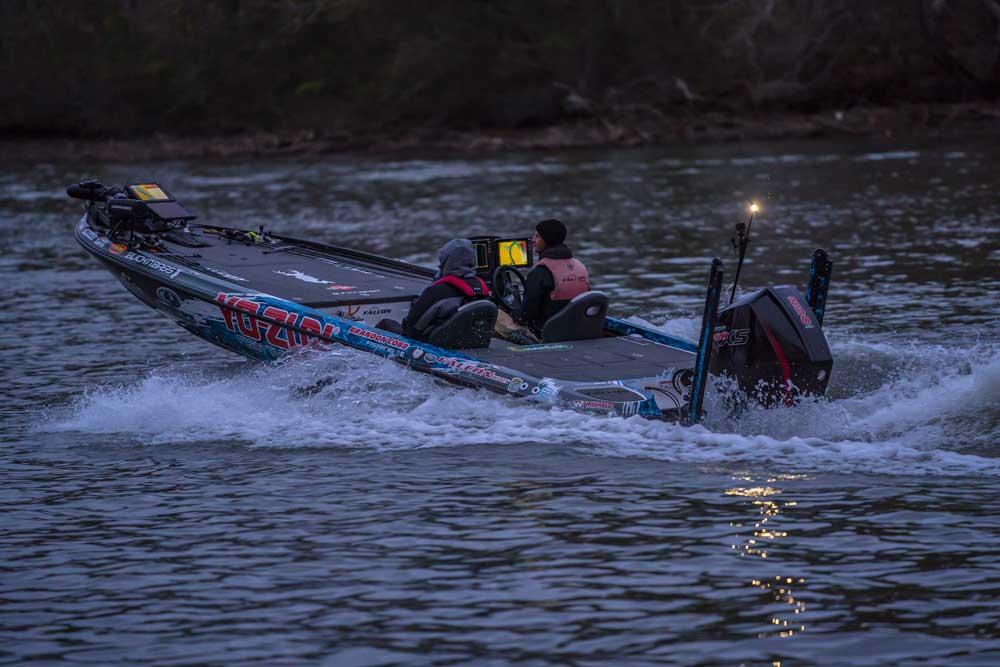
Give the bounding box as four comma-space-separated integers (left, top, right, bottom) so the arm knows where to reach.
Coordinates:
492, 265, 526, 314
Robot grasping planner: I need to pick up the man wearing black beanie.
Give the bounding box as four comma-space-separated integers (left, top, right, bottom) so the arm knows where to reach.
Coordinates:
516, 218, 591, 335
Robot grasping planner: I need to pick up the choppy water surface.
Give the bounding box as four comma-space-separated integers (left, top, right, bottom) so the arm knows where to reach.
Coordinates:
2, 138, 998, 666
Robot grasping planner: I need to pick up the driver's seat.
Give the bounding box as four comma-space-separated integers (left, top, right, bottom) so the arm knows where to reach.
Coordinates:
426, 300, 497, 349
541, 291, 609, 342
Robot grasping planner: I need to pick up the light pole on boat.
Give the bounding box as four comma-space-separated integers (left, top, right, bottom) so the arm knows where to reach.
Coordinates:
728, 202, 758, 305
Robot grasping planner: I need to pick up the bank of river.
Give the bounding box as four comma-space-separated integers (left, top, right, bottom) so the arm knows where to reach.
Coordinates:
3, 101, 998, 163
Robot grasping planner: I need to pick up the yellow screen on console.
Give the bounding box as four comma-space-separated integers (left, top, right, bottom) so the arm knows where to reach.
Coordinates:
497, 240, 529, 266
129, 184, 170, 201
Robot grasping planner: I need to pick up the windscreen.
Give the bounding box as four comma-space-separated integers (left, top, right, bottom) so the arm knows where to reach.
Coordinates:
497, 239, 529, 267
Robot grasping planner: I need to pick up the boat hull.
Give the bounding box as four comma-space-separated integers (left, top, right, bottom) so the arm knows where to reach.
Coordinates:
75, 217, 696, 421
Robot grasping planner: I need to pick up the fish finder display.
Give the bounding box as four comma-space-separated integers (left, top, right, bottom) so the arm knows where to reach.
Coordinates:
473, 241, 491, 270
467, 235, 533, 290
497, 240, 529, 266
127, 183, 171, 201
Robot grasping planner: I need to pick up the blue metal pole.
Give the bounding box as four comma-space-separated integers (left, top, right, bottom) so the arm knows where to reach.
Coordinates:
688, 258, 723, 425
805, 248, 833, 326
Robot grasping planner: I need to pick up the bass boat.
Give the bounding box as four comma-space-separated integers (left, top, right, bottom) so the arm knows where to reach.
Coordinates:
68, 180, 834, 423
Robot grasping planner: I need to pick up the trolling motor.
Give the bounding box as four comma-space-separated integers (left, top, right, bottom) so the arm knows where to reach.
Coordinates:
68, 180, 197, 241
66, 180, 108, 201
710, 203, 835, 406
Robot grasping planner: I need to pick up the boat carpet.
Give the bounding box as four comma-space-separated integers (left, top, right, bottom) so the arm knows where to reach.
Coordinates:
461, 335, 693, 382
159, 235, 430, 306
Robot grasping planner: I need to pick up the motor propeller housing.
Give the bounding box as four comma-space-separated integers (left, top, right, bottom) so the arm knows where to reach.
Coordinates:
710, 285, 833, 405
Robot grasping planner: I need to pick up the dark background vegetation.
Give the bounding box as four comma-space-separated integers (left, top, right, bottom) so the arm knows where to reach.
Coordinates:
2, 0, 999, 142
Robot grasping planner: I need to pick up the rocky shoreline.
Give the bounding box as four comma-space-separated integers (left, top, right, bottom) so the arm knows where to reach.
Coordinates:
4, 102, 998, 163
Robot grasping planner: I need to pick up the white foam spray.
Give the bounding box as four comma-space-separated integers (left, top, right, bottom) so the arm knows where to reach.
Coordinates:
39, 320, 1000, 476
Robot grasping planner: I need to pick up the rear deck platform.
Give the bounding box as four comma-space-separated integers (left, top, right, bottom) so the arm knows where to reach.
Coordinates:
461, 335, 693, 382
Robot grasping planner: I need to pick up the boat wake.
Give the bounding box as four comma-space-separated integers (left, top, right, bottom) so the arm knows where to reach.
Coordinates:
39, 324, 999, 476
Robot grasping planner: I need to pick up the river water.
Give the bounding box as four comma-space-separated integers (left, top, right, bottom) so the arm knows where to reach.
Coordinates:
2, 138, 998, 666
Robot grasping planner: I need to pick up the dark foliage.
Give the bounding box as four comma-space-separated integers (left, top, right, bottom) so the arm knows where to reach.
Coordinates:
1, 0, 997, 137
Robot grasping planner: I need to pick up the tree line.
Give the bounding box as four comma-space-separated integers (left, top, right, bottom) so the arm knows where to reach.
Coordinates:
1, 0, 997, 139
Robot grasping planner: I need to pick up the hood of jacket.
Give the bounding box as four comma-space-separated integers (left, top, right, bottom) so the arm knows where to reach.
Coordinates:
435, 238, 477, 279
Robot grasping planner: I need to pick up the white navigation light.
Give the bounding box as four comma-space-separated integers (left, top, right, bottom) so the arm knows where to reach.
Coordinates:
750, 203, 759, 213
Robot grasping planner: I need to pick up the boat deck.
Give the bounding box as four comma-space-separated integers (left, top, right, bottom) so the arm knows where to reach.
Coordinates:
160, 228, 432, 306
461, 335, 694, 382
156, 226, 694, 382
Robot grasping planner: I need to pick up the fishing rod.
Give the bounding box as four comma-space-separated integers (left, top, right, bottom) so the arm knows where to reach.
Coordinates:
728, 202, 758, 305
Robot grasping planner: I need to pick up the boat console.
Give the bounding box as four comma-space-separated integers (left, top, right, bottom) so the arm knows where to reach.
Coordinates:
469, 235, 533, 292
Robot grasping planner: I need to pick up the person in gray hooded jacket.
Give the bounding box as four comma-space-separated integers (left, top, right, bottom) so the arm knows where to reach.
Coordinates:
377, 239, 490, 341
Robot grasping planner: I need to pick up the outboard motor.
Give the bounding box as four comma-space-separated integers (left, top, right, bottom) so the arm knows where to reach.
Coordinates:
710, 202, 834, 407
711, 285, 832, 405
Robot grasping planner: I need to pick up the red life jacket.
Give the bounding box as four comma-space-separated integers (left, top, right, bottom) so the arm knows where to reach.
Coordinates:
432, 275, 490, 299
536, 257, 589, 301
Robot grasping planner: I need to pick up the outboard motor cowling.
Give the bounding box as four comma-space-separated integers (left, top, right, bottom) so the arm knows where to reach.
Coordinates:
711, 286, 832, 405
